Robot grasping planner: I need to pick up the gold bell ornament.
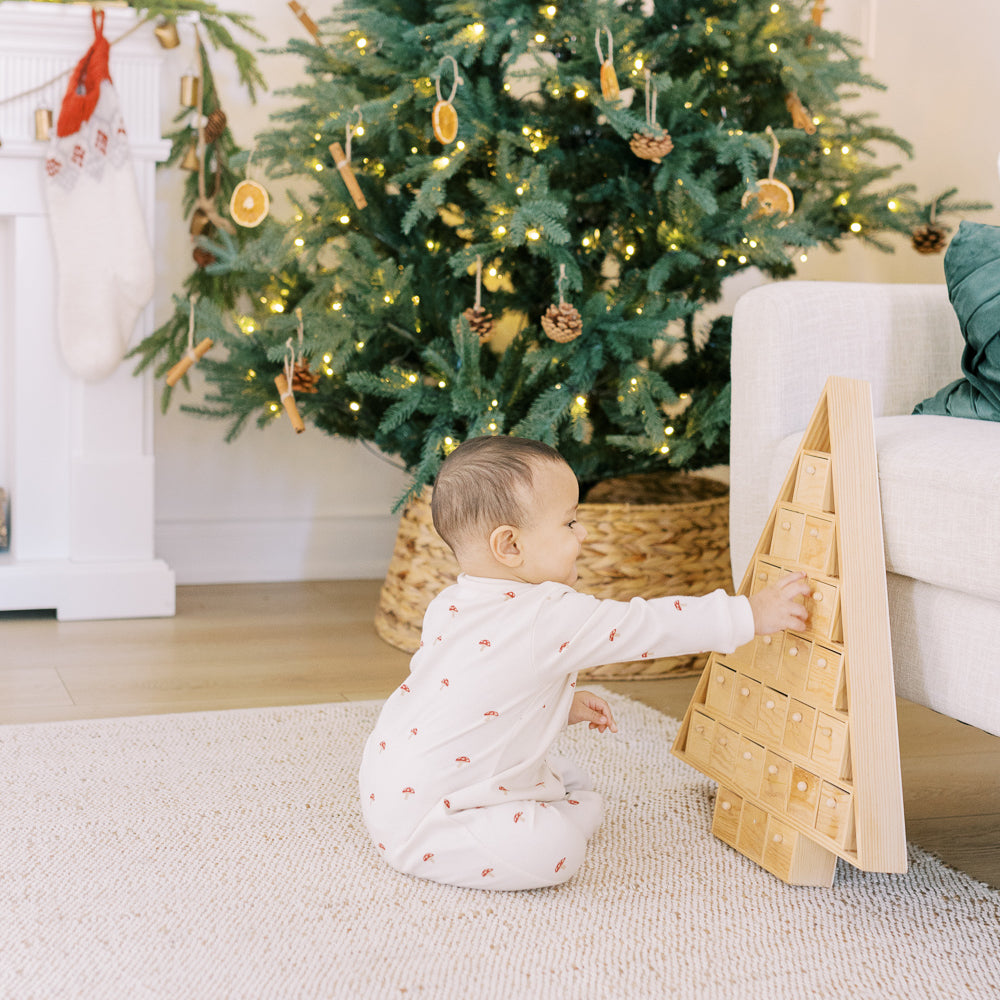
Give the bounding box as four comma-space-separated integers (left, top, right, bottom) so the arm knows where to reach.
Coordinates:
180, 73, 200, 109
153, 19, 181, 49
742, 126, 795, 218
630, 69, 673, 163
431, 55, 462, 145
595, 26, 619, 101
34, 107, 53, 142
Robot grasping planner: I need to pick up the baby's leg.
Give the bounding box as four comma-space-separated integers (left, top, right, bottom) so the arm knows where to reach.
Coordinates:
398, 789, 603, 891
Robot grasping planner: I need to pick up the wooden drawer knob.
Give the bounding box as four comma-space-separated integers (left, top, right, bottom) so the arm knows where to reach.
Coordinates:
720, 799, 732, 811
772, 833, 783, 844
796, 780, 808, 792
816, 657, 827, 669
788, 646, 799, 656
812, 591, 823, 602
765, 699, 775, 710
781, 521, 791, 531
762, 635, 772, 645
791, 712, 803, 723
806, 465, 816, 475
743, 751, 753, 760
767, 764, 778, 775
809, 528, 820, 538
826, 796, 837, 808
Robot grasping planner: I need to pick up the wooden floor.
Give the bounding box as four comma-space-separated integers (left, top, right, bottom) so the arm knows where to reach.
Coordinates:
3, 580, 998, 890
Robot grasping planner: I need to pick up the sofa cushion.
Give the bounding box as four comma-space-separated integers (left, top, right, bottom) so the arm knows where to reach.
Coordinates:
770, 413, 1000, 603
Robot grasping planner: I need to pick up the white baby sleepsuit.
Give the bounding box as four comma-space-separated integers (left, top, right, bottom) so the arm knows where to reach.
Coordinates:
359, 574, 753, 890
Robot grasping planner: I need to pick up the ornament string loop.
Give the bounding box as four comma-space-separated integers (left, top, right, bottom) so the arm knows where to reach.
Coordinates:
474, 256, 483, 310
344, 105, 362, 162
766, 125, 780, 180
643, 68, 658, 130
281, 338, 297, 401
434, 55, 462, 105
556, 263, 567, 305
595, 26, 613, 64
186, 293, 200, 360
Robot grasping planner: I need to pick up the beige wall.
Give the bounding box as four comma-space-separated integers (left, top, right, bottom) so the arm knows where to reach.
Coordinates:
151, 1, 999, 582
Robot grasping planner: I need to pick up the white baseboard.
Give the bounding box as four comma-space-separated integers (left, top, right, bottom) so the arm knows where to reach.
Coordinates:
156, 513, 401, 585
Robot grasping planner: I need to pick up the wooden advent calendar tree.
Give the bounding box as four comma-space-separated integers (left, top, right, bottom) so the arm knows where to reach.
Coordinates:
672, 377, 907, 886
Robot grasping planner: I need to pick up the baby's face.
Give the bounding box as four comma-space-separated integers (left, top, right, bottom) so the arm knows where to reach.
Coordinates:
515, 461, 587, 586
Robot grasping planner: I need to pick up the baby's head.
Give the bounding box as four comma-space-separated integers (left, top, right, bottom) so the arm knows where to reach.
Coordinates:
431, 436, 587, 585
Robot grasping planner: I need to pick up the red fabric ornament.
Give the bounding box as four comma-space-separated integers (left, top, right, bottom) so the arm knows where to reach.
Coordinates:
56, 8, 112, 138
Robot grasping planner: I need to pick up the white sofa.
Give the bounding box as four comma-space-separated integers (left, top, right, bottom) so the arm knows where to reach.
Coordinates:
730, 281, 1000, 738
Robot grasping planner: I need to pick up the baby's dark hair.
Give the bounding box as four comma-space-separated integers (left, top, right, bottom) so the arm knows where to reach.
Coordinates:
431, 435, 568, 552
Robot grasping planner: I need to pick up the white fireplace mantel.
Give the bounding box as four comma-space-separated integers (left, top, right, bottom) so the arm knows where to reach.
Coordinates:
0, 2, 175, 619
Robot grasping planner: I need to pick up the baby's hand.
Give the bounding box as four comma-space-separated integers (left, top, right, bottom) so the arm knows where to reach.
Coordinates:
748, 571, 811, 635
568, 690, 618, 733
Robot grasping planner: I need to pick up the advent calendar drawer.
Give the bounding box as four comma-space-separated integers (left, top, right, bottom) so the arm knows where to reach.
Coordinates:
761, 816, 800, 882
770, 506, 805, 562
751, 633, 782, 684
805, 644, 847, 710
786, 766, 821, 826
710, 722, 740, 775
811, 712, 851, 779
800, 513, 837, 575
685, 710, 716, 768
732, 675, 762, 730
777, 634, 811, 694
815, 781, 855, 850
794, 451, 834, 511
802, 578, 841, 641
734, 736, 766, 797
737, 800, 769, 863
705, 662, 737, 716
751, 559, 783, 594
712, 787, 743, 847
756, 688, 788, 743
759, 751, 793, 811
782, 699, 817, 757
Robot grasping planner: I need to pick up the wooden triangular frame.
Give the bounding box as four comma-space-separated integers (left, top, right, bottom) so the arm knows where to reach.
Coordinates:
672, 377, 906, 886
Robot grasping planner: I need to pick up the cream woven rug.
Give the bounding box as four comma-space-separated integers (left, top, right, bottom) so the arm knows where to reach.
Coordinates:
2, 691, 997, 1000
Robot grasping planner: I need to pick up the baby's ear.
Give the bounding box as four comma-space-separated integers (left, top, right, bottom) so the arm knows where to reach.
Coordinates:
489, 525, 523, 567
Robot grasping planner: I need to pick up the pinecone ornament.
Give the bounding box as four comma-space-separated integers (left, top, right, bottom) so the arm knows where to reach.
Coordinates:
204, 108, 228, 144
462, 305, 494, 343
541, 301, 583, 343
291, 358, 321, 393
911, 224, 948, 255
629, 129, 674, 163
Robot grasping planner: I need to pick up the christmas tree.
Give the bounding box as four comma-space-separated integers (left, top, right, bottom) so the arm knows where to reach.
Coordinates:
134, 0, 967, 500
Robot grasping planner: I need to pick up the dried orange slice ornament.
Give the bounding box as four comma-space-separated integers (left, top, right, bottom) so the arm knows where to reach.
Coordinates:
432, 100, 458, 144
230, 178, 269, 228
596, 27, 620, 101
432, 55, 462, 145
742, 178, 795, 217
743, 127, 794, 218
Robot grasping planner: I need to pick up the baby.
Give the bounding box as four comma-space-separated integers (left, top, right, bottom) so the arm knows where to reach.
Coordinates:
359, 436, 809, 891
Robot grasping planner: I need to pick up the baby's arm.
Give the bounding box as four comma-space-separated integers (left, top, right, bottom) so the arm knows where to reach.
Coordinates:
568, 690, 618, 733
747, 571, 812, 635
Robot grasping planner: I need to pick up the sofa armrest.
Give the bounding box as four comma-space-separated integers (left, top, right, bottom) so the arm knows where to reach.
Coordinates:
729, 281, 961, 581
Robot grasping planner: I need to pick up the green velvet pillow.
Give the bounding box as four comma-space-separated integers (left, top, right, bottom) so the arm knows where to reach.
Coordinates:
914, 220, 1000, 419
